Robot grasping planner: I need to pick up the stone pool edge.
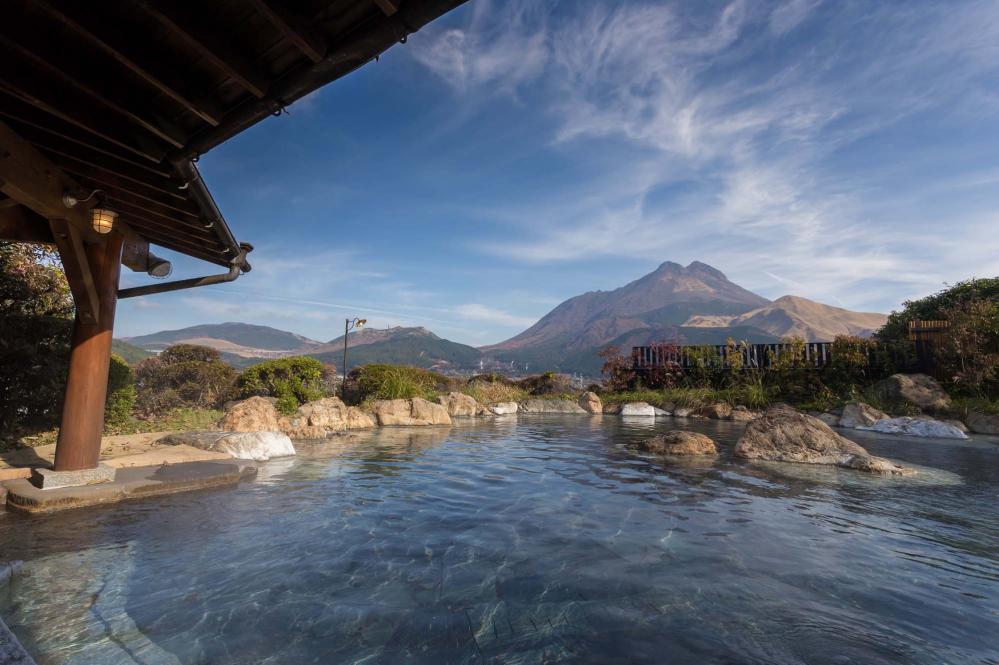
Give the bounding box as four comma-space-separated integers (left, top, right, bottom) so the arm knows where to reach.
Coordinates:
2, 461, 257, 516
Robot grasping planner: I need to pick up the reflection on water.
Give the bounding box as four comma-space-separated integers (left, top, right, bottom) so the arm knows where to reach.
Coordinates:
1, 417, 997, 664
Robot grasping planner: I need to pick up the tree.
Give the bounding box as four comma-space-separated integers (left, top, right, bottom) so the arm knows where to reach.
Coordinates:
877, 277, 999, 343
936, 297, 999, 395
105, 353, 136, 430
0, 242, 74, 433
236, 356, 334, 414
134, 344, 237, 415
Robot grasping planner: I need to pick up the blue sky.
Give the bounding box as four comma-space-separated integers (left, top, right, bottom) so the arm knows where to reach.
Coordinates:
117, 0, 999, 346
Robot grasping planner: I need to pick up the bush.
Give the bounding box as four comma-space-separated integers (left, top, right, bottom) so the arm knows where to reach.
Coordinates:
877, 277, 999, 343
519, 371, 574, 396
935, 297, 999, 395
237, 356, 334, 414
105, 354, 136, 430
135, 344, 237, 415
346, 364, 451, 404
461, 374, 528, 404
0, 242, 74, 433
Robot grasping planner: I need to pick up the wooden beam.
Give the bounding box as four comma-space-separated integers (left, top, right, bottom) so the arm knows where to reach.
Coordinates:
53, 232, 123, 472
32, 0, 223, 126
49, 219, 100, 325
0, 205, 55, 243
250, 0, 327, 63
372, 0, 400, 16
0, 48, 167, 164
135, 0, 270, 98
0, 100, 175, 179
0, 27, 188, 148
56, 164, 201, 217
0, 118, 90, 229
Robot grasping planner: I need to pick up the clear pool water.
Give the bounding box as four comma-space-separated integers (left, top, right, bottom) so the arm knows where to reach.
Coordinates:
1, 417, 998, 664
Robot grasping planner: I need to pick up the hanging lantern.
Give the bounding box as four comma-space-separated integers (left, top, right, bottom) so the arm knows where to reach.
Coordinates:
91, 207, 117, 235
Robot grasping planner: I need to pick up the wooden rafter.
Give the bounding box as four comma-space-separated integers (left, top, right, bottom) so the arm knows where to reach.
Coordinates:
0, 56, 167, 164
49, 218, 100, 324
32, 0, 223, 126
135, 0, 269, 98
372, 0, 400, 16
250, 0, 327, 63
0, 28, 188, 148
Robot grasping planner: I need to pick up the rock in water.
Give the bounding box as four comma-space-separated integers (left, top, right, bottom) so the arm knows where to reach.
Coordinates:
735, 405, 914, 475
640, 431, 717, 456
166, 431, 296, 461
697, 403, 732, 419
437, 392, 483, 418
729, 406, 759, 421
873, 374, 951, 411
220, 396, 280, 432
519, 399, 587, 414
279, 397, 374, 438
966, 411, 999, 435
838, 401, 888, 429
621, 402, 656, 417
489, 402, 519, 415
371, 398, 452, 426
861, 417, 969, 440
578, 391, 603, 414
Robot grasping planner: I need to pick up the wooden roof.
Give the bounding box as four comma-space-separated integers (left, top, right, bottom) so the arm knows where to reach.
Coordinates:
0, 0, 467, 267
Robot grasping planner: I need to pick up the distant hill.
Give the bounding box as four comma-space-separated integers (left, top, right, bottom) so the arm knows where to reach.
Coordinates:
124, 322, 328, 359
317, 327, 482, 372
111, 339, 154, 364
481, 261, 886, 375
124, 323, 482, 372
684, 295, 888, 341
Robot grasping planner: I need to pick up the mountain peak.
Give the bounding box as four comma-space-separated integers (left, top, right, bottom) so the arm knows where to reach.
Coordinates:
685, 261, 728, 280
655, 261, 684, 273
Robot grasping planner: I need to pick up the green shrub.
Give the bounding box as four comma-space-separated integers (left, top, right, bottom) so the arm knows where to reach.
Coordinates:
135, 344, 237, 415
346, 364, 451, 403
461, 374, 528, 404
519, 372, 574, 395
236, 356, 333, 412
105, 353, 136, 430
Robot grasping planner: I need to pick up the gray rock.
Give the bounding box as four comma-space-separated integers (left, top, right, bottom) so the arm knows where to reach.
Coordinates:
966, 411, 999, 435
861, 417, 968, 440
577, 391, 603, 414
730, 406, 760, 421
873, 374, 951, 411
620, 402, 656, 417
697, 403, 732, 419
735, 405, 914, 475
519, 399, 587, 414
652, 406, 672, 417
639, 431, 717, 456
488, 402, 519, 415
160, 431, 296, 460
31, 464, 115, 490
839, 401, 888, 429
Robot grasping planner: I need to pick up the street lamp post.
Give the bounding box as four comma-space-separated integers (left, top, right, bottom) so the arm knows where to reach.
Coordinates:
341, 317, 366, 397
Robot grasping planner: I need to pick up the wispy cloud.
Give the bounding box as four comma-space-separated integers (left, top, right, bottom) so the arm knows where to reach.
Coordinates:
454, 303, 537, 327
411, 0, 999, 312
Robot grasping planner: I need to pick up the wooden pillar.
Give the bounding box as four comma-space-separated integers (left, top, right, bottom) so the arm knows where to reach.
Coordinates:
53, 233, 124, 472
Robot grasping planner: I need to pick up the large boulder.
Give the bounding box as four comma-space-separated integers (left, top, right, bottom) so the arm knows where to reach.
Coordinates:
735, 405, 914, 475
488, 402, 519, 415
220, 396, 280, 432
861, 417, 969, 440
839, 401, 888, 429
437, 392, 483, 418
519, 399, 587, 414
370, 398, 452, 426
620, 402, 656, 417
874, 374, 951, 411
602, 403, 623, 415
163, 431, 295, 461
578, 391, 603, 414
639, 431, 717, 456
966, 411, 999, 435
697, 403, 732, 420
279, 397, 374, 439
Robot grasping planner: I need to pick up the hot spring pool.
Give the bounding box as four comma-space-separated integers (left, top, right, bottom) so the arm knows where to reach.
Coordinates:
1, 416, 998, 664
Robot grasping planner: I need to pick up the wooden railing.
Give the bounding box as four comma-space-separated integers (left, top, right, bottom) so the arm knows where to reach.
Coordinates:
632, 342, 835, 370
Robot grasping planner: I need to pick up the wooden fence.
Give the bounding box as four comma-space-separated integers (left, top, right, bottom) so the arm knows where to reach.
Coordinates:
632, 342, 835, 370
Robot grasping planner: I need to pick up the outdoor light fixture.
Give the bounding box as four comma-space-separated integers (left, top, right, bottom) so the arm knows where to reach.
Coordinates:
90, 207, 117, 235
146, 254, 173, 278
341, 317, 368, 397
